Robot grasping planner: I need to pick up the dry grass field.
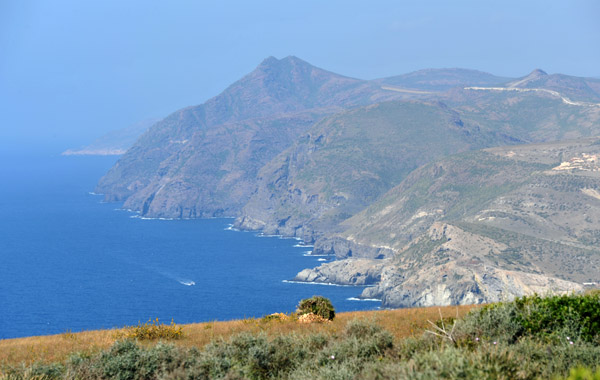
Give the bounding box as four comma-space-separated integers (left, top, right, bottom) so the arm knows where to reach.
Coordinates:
0, 305, 477, 367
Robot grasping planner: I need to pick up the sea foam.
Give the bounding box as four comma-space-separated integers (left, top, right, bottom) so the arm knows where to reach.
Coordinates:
346, 297, 381, 302
282, 280, 364, 287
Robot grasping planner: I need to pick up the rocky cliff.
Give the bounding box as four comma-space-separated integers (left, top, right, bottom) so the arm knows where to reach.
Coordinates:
302, 139, 600, 307
96, 58, 600, 307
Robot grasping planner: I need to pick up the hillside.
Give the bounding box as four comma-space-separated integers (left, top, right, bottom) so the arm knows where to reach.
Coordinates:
2, 293, 599, 380
237, 88, 600, 242
0, 305, 475, 366
444, 84, 600, 142
377, 67, 511, 91
95, 59, 516, 219
95, 56, 406, 218
503, 69, 600, 103
301, 138, 600, 307
235, 100, 518, 240
93, 58, 600, 307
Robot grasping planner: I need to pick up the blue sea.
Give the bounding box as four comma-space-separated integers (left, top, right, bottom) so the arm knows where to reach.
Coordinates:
0, 147, 378, 339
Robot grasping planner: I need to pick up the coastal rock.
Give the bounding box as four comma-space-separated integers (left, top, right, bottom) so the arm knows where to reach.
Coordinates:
293, 259, 387, 286
312, 236, 395, 259
369, 262, 584, 308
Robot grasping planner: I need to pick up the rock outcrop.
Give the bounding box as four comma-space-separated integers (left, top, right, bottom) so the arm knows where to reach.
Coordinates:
293, 259, 388, 286
316, 139, 600, 306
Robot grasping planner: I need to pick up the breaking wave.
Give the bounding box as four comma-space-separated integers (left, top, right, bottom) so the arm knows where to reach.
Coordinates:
282, 280, 363, 287
346, 297, 381, 302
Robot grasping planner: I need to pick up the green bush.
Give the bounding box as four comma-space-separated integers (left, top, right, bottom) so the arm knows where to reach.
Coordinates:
513, 293, 600, 342
296, 296, 335, 321
0, 362, 64, 380
567, 367, 600, 380
457, 293, 600, 344
98, 340, 189, 380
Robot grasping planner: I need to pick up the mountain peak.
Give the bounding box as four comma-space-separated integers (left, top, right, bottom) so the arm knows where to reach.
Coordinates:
260, 56, 279, 65
506, 68, 549, 88
528, 68, 548, 77
258, 55, 312, 70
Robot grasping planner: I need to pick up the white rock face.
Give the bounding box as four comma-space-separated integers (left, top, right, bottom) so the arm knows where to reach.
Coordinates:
293, 259, 388, 286
360, 222, 584, 308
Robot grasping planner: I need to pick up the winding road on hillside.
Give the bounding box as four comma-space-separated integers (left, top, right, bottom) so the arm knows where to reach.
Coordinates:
464, 86, 600, 107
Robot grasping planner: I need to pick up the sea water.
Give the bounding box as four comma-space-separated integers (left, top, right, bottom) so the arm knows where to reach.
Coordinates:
0, 148, 378, 339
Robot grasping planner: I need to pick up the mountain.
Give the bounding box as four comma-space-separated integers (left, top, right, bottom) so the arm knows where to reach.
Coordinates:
95, 56, 406, 217
235, 100, 519, 241
443, 84, 600, 142
298, 138, 600, 307
469, 69, 600, 104
96, 59, 520, 218
378, 68, 512, 92
95, 58, 600, 307
236, 85, 600, 242
62, 118, 159, 156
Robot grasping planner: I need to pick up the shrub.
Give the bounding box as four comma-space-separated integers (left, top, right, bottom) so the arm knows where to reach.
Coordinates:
260, 313, 290, 323
119, 318, 184, 340
567, 367, 600, 380
297, 296, 335, 321
6, 294, 600, 379
457, 293, 600, 344
513, 293, 600, 342
0, 363, 64, 380
99, 340, 189, 380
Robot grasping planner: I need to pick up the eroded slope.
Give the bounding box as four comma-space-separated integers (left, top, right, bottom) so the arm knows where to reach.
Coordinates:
305, 139, 600, 307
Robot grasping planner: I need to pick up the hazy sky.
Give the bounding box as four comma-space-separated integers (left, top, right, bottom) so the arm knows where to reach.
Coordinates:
1, 0, 598, 148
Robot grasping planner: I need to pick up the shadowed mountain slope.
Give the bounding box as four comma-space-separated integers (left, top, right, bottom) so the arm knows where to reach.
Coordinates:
237, 87, 600, 241
235, 100, 519, 240
95, 56, 405, 217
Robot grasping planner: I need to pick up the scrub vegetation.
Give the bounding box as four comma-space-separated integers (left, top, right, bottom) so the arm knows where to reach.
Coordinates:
2, 293, 599, 379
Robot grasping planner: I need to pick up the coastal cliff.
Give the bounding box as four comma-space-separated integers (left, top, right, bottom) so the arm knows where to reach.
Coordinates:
96, 58, 600, 306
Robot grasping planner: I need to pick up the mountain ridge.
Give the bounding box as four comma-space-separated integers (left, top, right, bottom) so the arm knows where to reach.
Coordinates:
95, 56, 407, 216
95, 56, 600, 306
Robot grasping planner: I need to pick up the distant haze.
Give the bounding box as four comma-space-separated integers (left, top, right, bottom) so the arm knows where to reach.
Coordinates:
1, 0, 598, 148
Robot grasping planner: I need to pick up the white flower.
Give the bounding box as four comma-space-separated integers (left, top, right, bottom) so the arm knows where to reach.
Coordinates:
330, 355, 335, 360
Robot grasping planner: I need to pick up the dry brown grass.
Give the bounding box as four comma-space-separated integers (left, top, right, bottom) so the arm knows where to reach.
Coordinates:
0, 304, 478, 367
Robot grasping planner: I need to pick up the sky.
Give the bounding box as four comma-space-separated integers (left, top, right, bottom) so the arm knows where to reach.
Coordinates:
1, 0, 598, 149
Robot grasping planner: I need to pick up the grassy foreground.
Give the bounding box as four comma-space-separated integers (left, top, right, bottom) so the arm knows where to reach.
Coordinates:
0, 305, 476, 366
1, 293, 600, 379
